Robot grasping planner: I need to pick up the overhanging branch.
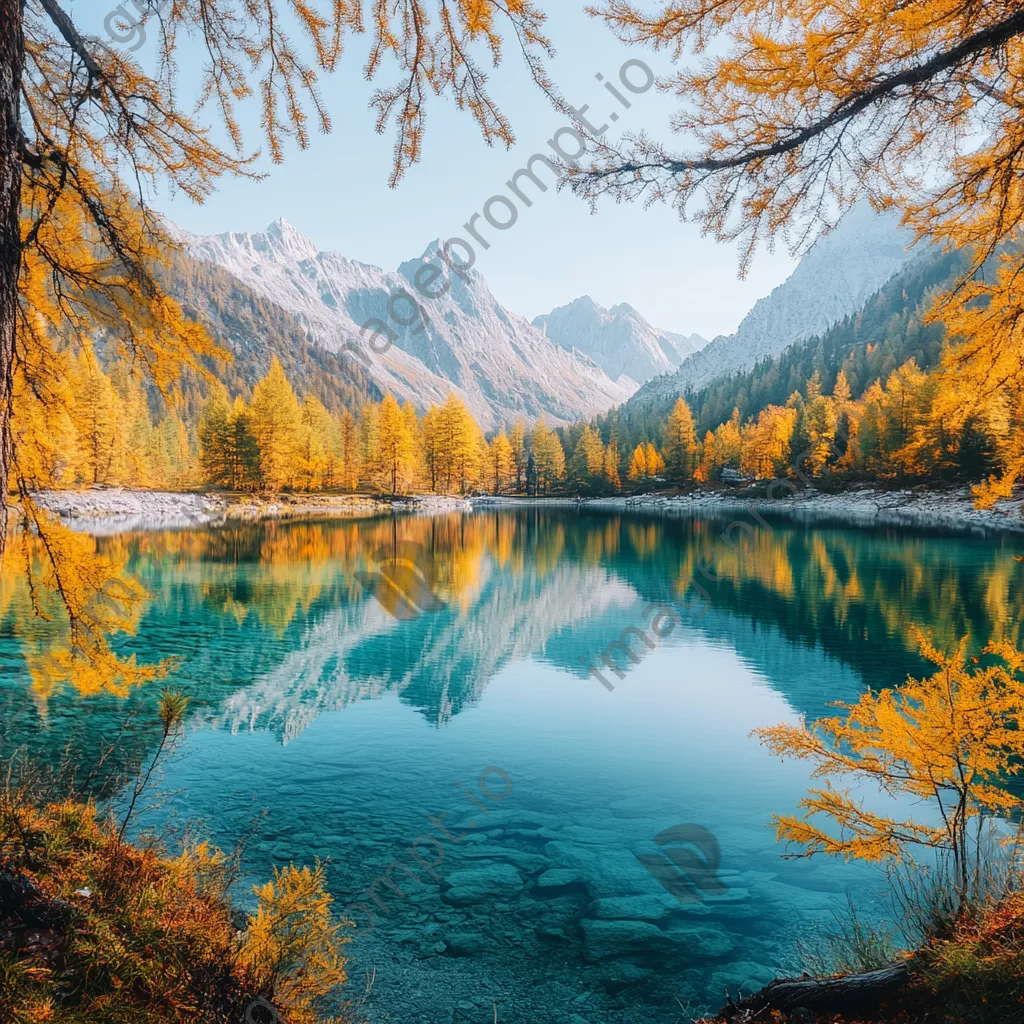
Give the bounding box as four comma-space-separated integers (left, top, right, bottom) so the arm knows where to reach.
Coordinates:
591, 8, 1024, 180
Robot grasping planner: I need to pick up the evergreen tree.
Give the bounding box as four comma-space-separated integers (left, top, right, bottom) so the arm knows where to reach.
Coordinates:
199, 390, 234, 488
250, 357, 302, 490
488, 432, 514, 493
227, 398, 260, 489
662, 397, 698, 484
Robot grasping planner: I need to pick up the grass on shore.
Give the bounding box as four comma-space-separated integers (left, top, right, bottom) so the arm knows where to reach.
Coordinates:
0, 786, 350, 1024
703, 885, 1024, 1024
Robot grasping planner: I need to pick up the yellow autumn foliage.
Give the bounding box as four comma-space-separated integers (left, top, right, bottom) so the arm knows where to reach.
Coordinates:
757, 631, 1024, 909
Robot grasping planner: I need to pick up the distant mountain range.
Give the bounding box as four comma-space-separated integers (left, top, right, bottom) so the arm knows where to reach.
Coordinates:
532, 296, 706, 386
177, 220, 654, 427
165, 201, 921, 427
622, 202, 920, 415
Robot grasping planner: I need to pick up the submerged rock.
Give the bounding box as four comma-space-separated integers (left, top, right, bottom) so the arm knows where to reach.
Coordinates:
590, 894, 676, 921
598, 961, 654, 992
534, 868, 588, 892
442, 864, 524, 906
457, 846, 550, 874
443, 931, 490, 956
660, 923, 737, 960
580, 919, 663, 961
707, 960, 778, 999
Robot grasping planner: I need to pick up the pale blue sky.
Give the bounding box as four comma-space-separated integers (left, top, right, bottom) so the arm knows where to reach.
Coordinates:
75, 2, 798, 339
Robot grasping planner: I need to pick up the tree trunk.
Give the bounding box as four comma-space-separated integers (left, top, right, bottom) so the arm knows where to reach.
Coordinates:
0, 0, 23, 553
719, 962, 910, 1019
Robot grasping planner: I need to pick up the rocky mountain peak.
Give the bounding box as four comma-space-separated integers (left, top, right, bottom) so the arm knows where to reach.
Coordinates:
624, 201, 919, 411
180, 221, 635, 428
533, 296, 706, 385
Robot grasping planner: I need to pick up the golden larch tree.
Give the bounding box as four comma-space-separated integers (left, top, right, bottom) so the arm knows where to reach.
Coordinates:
297, 395, 333, 491
376, 392, 415, 495
337, 407, 361, 492
250, 357, 301, 491
0, 0, 556, 695
758, 632, 1024, 915
583, 0, 1024, 504
662, 396, 698, 484
488, 431, 515, 494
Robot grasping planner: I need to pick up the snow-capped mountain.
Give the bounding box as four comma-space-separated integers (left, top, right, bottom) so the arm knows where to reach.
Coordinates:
179, 219, 636, 428
625, 202, 919, 411
532, 295, 707, 385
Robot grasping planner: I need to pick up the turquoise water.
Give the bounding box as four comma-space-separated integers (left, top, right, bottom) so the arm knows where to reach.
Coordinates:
1, 509, 1022, 1022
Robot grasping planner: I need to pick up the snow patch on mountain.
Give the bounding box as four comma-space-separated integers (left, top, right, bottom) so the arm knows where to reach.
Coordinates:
180, 219, 635, 428
532, 296, 706, 385
626, 202, 919, 410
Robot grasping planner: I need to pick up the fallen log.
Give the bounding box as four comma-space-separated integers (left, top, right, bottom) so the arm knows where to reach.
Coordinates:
0, 868, 74, 929
721, 961, 911, 1019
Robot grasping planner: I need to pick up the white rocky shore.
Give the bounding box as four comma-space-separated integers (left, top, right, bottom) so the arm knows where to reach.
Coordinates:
25, 485, 1024, 536
472, 486, 1024, 535
27, 488, 471, 534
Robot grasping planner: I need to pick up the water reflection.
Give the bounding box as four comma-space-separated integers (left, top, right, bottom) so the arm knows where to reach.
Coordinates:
2, 511, 1022, 743
1, 510, 1021, 1021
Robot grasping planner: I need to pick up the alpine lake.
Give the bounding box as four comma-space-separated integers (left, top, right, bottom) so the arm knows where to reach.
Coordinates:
2, 506, 1021, 1023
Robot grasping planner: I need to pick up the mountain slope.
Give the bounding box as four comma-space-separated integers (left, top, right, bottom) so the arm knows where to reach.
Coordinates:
532, 296, 706, 385
603, 244, 972, 455
159, 251, 380, 416
624, 202, 919, 413
687, 246, 970, 433
179, 220, 635, 428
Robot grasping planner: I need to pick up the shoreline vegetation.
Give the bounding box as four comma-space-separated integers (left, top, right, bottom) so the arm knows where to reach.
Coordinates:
6, 0, 1024, 1021
6, 638, 1024, 1024
24, 480, 1024, 536
0, 697, 353, 1024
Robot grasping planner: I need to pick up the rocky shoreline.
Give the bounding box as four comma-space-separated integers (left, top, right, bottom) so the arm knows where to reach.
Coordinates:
472, 486, 1024, 536
24, 484, 1024, 536
26, 488, 472, 534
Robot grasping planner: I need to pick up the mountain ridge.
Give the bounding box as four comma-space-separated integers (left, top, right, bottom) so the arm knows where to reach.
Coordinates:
177, 220, 643, 428
622, 202, 921, 414
532, 295, 707, 385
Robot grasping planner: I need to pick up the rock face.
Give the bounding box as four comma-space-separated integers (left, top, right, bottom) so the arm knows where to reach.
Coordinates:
442, 864, 525, 905
624, 201, 919, 411
581, 919, 663, 962
590, 895, 676, 922
179, 220, 636, 428
532, 296, 706, 385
